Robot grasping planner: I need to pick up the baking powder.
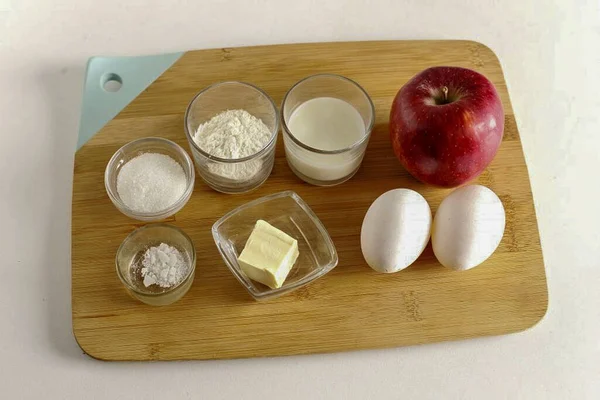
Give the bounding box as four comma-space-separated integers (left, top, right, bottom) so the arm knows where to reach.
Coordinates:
140, 243, 189, 288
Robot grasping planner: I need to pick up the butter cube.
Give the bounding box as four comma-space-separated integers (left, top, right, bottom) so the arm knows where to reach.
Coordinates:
237, 220, 299, 289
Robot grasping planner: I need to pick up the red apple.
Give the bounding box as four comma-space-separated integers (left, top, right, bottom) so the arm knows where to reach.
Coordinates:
390, 66, 504, 187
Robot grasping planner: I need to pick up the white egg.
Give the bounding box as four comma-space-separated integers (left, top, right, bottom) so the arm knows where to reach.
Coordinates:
432, 185, 505, 271
361, 189, 432, 273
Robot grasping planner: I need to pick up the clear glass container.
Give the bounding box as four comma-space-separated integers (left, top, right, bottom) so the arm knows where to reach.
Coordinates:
116, 224, 196, 306
184, 81, 280, 194
281, 74, 375, 186
104, 137, 195, 221
212, 191, 338, 300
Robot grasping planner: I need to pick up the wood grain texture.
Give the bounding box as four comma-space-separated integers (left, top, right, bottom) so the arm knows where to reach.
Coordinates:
72, 40, 548, 361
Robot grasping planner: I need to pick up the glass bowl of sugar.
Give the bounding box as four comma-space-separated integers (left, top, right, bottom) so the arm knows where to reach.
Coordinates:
104, 137, 196, 221
184, 81, 280, 194
281, 74, 375, 186
116, 223, 196, 306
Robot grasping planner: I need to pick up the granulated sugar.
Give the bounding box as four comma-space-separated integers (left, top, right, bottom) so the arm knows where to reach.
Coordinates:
116, 153, 187, 213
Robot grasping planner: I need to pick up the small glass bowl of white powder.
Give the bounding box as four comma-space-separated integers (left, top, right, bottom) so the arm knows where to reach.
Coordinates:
184, 81, 279, 194
105, 137, 195, 221
116, 223, 196, 306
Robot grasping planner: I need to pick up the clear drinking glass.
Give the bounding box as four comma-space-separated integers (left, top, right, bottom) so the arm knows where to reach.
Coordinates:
115, 224, 197, 306
212, 191, 338, 301
184, 81, 280, 194
281, 74, 375, 186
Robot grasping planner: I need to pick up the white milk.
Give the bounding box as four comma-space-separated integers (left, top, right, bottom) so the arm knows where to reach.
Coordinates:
288, 97, 365, 151
286, 97, 367, 182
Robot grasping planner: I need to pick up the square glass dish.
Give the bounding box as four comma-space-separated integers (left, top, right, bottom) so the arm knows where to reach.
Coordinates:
212, 191, 338, 300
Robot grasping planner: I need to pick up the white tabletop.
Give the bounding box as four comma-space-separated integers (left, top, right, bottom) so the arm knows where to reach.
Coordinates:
1, 0, 599, 398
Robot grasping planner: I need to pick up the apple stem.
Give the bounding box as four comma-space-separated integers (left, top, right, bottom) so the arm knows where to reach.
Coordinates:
442, 86, 449, 101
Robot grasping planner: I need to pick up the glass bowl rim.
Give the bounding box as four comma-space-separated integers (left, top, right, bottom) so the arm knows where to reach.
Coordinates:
281, 73, 376, 155
104, 137, 196, 219
183, 81, 280, 163
115, 223, 197, 297
211, 190, 339, 299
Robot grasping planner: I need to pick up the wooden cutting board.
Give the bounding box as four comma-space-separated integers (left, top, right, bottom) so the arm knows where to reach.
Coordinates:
72, 40, 548, 361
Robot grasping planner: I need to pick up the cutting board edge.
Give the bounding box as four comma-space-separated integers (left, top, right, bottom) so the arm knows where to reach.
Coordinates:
72, 300, 549, 361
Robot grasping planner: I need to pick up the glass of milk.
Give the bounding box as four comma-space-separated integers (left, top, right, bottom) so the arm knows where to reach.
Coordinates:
282, 74, 375, 186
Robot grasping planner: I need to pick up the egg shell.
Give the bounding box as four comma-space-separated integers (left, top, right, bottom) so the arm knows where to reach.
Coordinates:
432, 185, 505, 271
360, 189, 432, 273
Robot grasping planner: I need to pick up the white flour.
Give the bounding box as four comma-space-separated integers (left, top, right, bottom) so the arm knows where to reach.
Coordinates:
193, 109, 271, 180
140, 243, 189, 288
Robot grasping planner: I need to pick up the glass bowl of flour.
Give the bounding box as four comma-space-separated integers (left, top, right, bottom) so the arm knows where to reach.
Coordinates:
184, 81, 280, 194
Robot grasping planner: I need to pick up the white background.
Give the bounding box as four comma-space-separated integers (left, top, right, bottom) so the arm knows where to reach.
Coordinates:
1, 0, 599, 398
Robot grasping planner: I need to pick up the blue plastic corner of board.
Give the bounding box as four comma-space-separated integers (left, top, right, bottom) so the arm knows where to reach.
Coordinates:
76, 52, 183, 150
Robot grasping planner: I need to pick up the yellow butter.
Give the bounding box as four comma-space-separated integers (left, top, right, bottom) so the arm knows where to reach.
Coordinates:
237, 220, 299, 289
